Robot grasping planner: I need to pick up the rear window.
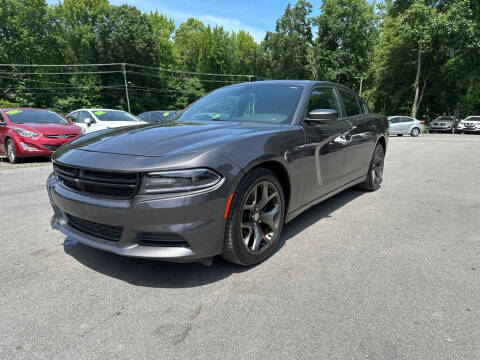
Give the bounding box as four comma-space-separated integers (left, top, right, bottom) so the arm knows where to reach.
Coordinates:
93, 110, 141, 122
5, 109, 67, 124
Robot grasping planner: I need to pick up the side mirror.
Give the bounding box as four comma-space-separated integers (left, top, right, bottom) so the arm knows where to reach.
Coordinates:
84, 118, 93, 126
306, 109, 338, 124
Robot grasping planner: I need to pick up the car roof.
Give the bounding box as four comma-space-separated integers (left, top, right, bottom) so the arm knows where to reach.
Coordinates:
227, 80, 360, 95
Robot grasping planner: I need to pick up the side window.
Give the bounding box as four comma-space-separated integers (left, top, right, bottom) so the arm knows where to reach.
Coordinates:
67, 112, 78, 123
78, 111, 92, 123
307, 87, 340, 114
339, 90, 361, 117
390, 117, 400, 124
401, 117, 412, 123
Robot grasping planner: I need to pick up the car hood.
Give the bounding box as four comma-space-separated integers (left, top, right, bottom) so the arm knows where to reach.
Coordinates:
14, 122, 81, 135
60, 120, 289, 157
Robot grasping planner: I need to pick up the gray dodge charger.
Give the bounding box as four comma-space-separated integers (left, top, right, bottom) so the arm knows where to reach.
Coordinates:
47, 81, 388, 266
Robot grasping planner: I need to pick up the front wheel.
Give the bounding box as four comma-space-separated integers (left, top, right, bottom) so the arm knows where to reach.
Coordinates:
358, 143, 385, 192
222, 168, 285, 266
6, 139, 18, 164
411, 127, 420, 137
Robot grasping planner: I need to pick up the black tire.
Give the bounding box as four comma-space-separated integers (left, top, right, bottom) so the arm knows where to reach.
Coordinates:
358, 143, 385, 192
429, 130, 435, 134
397, 134, 403, 137
222, 168, 285, 266
411, 127, 420, 137
6, 139, 18, 164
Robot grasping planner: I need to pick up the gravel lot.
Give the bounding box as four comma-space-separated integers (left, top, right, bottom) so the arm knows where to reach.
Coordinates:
1, 134, 480, 360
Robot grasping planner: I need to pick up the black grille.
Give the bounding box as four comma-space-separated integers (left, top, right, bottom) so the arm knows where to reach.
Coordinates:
138, 233, 189, 247
43, 144, 61, 152
66, 213, 123, 241
44, 134, 77, 139
53, 163, 139, 199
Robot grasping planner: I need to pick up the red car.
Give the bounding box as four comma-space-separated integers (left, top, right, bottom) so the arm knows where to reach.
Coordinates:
0, 108, 82, 163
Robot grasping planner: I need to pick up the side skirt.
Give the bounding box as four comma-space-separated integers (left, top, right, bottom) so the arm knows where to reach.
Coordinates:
284, 176, 366, 223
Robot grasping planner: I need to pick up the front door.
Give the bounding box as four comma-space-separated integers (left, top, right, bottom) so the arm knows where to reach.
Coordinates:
301, 86, 355, 201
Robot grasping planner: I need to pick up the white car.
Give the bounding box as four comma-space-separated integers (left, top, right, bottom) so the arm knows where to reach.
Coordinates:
387, 116, 425, 137
456, 116, 480, 134
66, 109, 147, 134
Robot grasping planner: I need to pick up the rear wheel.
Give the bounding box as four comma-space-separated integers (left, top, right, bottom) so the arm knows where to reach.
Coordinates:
411, 127, 420, 137
6, 139, 18, 164
358, 143, 385, 192
222, 168, 285, 266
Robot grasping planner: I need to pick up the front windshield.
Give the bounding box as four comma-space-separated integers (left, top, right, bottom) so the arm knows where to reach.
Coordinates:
5, 109, 67, 124
178, 84, 305, 124
436, 116, 454, 121
93, 110, 141, 122
465, 116, 480, 121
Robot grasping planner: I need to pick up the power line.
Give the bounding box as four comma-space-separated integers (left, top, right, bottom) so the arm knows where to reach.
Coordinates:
125, 63, 254, 78
0, 70, 122, 75
127, 70, 244, 84
0, 62, 257, 78
0, 85, 125, 90
0, 63, 122, 67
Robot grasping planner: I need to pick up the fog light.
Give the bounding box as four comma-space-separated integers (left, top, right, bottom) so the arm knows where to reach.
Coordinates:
20, 142, 40, 151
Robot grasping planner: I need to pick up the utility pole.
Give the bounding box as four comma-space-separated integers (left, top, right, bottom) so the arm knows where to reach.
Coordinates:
121, 63, 131, 113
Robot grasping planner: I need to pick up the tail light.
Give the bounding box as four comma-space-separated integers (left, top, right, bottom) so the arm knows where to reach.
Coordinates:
419, 121, 424, 125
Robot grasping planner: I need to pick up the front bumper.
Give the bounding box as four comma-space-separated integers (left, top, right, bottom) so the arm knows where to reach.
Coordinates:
457, 126, 480, 133
15, 135, 80, 157
47, 173, 229, 262
429, 125, 453, 131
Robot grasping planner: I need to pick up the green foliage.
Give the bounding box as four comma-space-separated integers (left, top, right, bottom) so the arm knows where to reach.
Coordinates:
0, 0, 478, 118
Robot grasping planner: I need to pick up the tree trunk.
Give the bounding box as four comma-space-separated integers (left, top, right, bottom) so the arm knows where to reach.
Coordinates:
467, 74, 474, 95
411, 52, 422, 118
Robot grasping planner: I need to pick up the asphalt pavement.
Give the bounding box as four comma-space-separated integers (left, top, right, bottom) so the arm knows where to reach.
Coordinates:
1, 134, 479, 359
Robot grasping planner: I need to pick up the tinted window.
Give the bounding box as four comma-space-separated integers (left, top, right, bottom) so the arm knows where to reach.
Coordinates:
137, 112, 149, 121
389, 117, 400, 124
178, 84, 304, 124
401, 117, 413, 123
339, 91, 361, 117
5, 109, 67, 124
307, 87, 340, 114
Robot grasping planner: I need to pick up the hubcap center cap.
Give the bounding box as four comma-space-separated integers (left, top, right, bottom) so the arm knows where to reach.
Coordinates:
253, 212, 260, 222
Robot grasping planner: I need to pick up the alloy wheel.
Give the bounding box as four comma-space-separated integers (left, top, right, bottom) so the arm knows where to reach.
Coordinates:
240, 181, 282, 254
371, 145, 384, 187
7, 141, 16, 163
412, 128, 420, 137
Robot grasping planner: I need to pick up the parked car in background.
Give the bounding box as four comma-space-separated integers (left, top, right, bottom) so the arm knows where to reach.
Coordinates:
429, 116, 460, 133
137, 110, 177, 123
47, 80, 388, 266
456, 116, 480, 134
387, 116, 425, 137
66, 109, 146, 134
0, 108, 82, 163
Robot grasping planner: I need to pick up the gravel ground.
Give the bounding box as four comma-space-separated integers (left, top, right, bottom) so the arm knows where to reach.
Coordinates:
1, 134, 479, 360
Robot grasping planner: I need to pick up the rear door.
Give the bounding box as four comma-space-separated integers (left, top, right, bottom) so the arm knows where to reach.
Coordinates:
301, 86, 355, 200
337, 90, 376, 180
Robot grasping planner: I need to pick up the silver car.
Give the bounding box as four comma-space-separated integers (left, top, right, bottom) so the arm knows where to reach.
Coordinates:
456, 116, 480, 134
388, 116, 425, 137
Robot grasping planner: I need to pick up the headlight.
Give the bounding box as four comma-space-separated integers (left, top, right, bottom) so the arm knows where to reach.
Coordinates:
139, 168, 222, 194
13, 127, 39, 138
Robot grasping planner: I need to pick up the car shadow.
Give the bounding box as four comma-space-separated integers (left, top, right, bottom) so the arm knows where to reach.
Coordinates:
63, 188, 364, 289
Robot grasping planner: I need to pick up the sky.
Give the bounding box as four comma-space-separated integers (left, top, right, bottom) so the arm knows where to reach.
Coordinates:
56, 0, 323, 42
